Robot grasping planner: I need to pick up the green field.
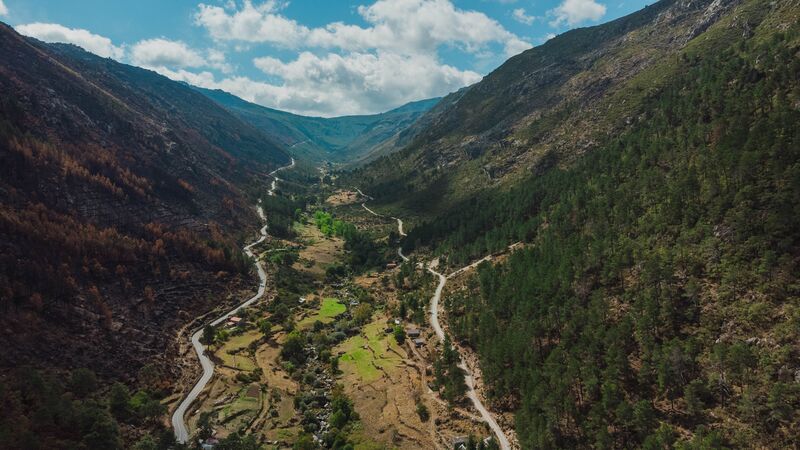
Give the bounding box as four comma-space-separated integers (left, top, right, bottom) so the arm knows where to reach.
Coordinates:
298, 297, 346, 328
218, 385, 261, 431
337, 321, 404, 382
217, 330, 261, 371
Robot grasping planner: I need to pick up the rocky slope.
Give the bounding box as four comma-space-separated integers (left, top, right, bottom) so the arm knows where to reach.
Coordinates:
0, 22, 289, 382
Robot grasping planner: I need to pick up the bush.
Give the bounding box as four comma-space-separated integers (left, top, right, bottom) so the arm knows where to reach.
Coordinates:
416, 402, 430, 422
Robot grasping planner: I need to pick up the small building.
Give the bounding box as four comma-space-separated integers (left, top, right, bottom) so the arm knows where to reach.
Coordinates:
407, 329, 421, 338
393, 318, 401, 325
201, 437, 220, 450
386, 261, 398, 269
452, 436, 468, 450
349, 299, 360, 306
227, 316, 245, 328
413, 338, 425, 348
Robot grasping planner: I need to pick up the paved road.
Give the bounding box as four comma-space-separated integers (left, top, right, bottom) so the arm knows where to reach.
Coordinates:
427, 266, 447, 342
268, 158, 295, 196
356, 188, 406, 239
448, 254, 493, 279
427, 263, 511, 450
289, 139, 308, 149
171, 158, 294, 444
357, 187, 511, 450
393, 216, 406, 236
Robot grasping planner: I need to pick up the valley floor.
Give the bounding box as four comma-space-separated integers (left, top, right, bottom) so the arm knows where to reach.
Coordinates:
169, 175, 509, 449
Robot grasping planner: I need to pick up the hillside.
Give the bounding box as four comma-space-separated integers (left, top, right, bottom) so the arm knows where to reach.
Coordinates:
198, 87, 439, 164
359, 0, 800, 447
352, 0, 769, 212
0, 22, 289, 381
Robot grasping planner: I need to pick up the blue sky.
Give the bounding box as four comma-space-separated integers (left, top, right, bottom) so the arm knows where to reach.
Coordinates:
2, 0, 651, 116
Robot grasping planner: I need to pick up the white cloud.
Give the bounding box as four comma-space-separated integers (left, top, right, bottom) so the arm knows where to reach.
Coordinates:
148, 66, 218, 87
512, 8, 536, 25
549, 0, 607, 27
131, 38, 205, 69
207, 49, 234, 73
0, 0, 8, 16
14, 1, 534, 117
15, 23, 125, 59
166, 51, 480, 117
187, 0, 530, 116
251, 51, 481, 114
250, 51, 482, 116
195, 0, 309, 47
196, 0, 530, 57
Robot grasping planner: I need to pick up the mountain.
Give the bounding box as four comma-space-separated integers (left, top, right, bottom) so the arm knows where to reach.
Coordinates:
198, 87, 439, 164
351, 0, 800, 447
0, 22, 289, 381
355, 0, 777, 211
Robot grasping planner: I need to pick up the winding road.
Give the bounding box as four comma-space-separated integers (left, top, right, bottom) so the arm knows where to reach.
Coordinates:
427, 264, 512, 450
357, 188, 512, 450
356, 186, 406, 240
171, 158, 294, 444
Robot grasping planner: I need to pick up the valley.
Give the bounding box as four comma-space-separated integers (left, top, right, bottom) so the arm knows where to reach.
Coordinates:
171, 158, 296, 444
168, 167, 516, 448
1, 0, 798, 448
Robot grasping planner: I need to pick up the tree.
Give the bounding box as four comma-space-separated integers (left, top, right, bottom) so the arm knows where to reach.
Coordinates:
353, 303, 372, 325
294, 433, 316, 450
202, 324, 216, 345
684, 379, 708, 419
108, 382, 132, 420
139, 397, 166, 424
281, 332, 306, 365
81, 413, 122, 450
138, 363, 161, 391
132, 435, 158, 450
197, 411, 214, 441
258, 319, 273, 340
393, 325, 406, 344
416, 402, 430, 422
216, 432, 261, 450
69, 368, 98, 398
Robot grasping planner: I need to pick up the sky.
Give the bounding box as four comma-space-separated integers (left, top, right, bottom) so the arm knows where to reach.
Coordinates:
2, 0, 651, 117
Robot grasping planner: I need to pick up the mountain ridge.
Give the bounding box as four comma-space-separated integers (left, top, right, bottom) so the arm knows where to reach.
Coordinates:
197, 86, 440, 164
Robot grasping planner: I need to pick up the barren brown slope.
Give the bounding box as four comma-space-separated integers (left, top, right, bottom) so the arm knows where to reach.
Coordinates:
0, 22, 289, 382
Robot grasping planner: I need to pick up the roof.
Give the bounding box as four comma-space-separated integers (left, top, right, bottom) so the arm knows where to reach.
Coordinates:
453, 436, 468, 444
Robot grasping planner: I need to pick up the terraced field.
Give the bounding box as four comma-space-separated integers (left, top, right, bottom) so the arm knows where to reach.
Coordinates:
298, 297, 346, 329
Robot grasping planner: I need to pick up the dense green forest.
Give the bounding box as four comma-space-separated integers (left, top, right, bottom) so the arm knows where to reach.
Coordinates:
260, 194, 306, 239
420, 29, 799, 449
